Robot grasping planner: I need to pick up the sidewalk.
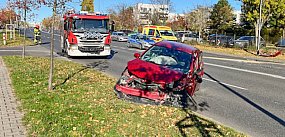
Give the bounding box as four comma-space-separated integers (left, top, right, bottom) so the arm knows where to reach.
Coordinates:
0, 57, 26, 137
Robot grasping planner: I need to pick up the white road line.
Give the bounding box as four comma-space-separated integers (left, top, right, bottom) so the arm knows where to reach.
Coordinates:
205, 62, 285, 80
204, 78, 248, 90
0, 50, 49, 53
204, 56, 285, 65
112, 45, 143, 52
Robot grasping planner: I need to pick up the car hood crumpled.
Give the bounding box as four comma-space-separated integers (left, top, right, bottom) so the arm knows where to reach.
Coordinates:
127, 59, 184, 84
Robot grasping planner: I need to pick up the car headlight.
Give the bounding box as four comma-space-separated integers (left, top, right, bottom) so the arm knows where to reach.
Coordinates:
119, 68, 131, 85
69, 44, 78, 50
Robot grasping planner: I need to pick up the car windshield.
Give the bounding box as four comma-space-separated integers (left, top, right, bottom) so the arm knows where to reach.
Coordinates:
117, 33, 127, 36
73, 19, 109, 33
238, 36, 254, 41
140, 35, 150, 40
141, 45, 192, 73
159, 30, 175, 36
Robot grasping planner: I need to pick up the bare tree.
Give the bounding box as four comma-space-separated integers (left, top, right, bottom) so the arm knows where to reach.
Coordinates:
108, 4, 136, 30
9, 0, 43, 58
186, 6, 211, 42
44, 0, 70, 91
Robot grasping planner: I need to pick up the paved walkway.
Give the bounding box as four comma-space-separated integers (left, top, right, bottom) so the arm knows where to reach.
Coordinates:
0, 57, 25, 137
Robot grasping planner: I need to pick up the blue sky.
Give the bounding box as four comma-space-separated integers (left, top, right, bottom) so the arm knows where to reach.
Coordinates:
0, 0, 242, 23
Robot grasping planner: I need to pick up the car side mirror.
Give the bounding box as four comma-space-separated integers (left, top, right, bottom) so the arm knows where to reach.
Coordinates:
196, 75, 203, 83
134, 53, 140, 58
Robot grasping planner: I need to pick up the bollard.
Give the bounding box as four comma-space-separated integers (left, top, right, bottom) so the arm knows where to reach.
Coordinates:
3, 33, 6, 45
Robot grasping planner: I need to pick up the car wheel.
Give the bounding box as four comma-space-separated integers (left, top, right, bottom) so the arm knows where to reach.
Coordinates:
127, 42, 132, 48
139, 44, 143, 50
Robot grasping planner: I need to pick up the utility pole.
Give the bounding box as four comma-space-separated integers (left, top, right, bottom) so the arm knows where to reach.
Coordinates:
257, 0, 263, 55
22, 0, 27, 58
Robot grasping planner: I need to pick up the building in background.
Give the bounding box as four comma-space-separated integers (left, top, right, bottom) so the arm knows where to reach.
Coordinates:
233, 10, 242, 25
168, 13, 185, 22
133, 3, 169, 25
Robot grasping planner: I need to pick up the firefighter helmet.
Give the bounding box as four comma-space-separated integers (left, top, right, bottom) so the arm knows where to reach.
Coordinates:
35, 25, 40, 29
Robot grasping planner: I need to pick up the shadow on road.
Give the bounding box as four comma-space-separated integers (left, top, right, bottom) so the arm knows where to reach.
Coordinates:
204, 72, 285, 127
86, 60, 110, 72
175, 108, 224, 137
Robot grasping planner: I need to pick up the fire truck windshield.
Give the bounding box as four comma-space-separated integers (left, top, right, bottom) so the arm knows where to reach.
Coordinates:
72, 19, 109, 33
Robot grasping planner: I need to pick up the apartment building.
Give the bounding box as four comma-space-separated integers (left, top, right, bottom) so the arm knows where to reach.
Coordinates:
133, 3, 169, 25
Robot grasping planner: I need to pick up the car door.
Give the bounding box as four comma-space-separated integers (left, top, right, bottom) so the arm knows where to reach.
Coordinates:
129, 35, 136, 47
186, 51, 204, 96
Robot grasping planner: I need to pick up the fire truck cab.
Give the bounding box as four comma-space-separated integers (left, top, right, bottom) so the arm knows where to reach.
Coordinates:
62, 11, 112, 57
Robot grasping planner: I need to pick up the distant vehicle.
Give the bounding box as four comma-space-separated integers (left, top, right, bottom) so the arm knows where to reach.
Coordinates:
114, 41, 204, 109
276, 39, 285, 47
181, 33, 200, 43
207, 34, 226, 41
118, 29, 134, 35
128, 34, 155, 49
142, 25, 178, 42
234, 36, 266, 48
111, 32, 128, 42
209, 36, 234, 47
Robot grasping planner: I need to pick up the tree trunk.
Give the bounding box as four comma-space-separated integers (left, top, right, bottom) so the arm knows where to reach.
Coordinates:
282, 28, 285, 39
48, 0, 57, 91
22, 1, 27, 58
255, 22, 258, 49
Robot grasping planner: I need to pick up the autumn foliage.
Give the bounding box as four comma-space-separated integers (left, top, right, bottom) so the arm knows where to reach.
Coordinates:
0, 9, 18, 28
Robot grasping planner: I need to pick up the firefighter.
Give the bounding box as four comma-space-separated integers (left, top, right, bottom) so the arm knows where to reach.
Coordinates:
34, 25, 41, 44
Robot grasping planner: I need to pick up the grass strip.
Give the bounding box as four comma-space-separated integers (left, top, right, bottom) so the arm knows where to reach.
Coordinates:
0, 31, 33, 47
191, 44, 285, 61
3, 56, 246, 137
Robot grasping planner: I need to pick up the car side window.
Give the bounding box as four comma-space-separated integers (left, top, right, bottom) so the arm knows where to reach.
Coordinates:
148, 29, 155, 36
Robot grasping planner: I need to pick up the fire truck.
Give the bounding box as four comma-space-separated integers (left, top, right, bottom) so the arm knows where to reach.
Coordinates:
62, 11, 112, 57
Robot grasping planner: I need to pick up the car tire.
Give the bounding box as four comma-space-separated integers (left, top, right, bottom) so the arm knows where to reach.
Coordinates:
127, 42, 132, 48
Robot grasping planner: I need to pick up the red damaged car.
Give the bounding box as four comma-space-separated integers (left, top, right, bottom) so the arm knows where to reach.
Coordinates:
114, 41, 204, 109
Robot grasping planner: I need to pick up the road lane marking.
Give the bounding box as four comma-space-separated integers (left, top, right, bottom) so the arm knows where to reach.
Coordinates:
0, 50, 49, 53
205, 62, 285, 80
204, 56, 285, 65
112, 45, 144, 52
204, 78, 248, 90
42, 31, 61, 36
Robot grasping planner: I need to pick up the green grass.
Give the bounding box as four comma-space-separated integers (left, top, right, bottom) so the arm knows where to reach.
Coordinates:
0, 31, 33, 47
3, 56, 246, 137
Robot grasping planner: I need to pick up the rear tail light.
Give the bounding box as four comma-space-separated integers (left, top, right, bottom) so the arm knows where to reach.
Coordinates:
104, 34, 111, 45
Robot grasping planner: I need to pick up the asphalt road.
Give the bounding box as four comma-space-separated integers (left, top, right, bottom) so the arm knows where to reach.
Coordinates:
1, 29, 285, 137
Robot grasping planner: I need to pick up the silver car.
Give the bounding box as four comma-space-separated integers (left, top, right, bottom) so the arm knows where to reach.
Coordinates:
111, 32, 128, 42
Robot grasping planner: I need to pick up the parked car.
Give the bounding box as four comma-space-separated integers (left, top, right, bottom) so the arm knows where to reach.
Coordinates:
128, 34, 155, 49
276, 39, 285, 47
209, 36, 234, 47
234, 36, 266, 48
118, 29, 134, 35
114, 41, 204, 108
174, 31, 200, 43
111, 32, 128, 42
207, 34, 225, 41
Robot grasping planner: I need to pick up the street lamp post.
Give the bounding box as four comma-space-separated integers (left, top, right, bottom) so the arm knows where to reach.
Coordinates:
257, 0, 263, 55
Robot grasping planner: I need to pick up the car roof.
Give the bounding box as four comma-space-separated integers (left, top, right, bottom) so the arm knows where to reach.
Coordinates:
155, 41, 198, 54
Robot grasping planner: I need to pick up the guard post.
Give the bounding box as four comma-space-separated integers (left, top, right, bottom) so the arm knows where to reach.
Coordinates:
3, 33, 6, 45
